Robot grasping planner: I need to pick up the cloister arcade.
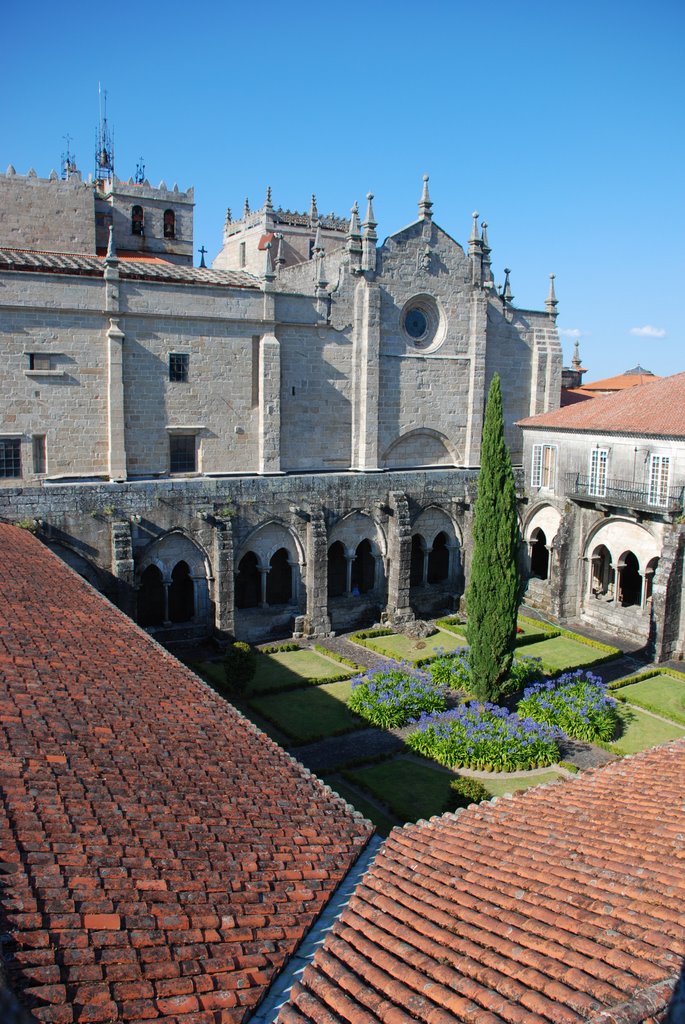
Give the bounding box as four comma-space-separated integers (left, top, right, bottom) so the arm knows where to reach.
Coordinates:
136, 531, 212, 631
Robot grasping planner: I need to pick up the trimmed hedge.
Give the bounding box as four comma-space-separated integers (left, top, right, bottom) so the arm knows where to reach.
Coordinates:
313, 644, 363, 671
443, 777, 491, 812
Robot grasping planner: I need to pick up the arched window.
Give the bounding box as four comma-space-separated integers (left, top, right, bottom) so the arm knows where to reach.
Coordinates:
327, 542, 347, 598
530, 528, 549, 581
169, 560, 194, 623
644, 557, 659, 604
351, 539, 375, 594
138, 565, 165, 627
618, 551, 641, 607
410, 535, 424, 587
236, 552, 260, 609
163, 209, 175, 239
427, 531, 449, 584
266, 547, 292, 605
590, 544, 613, 599
131, 205, 144, 236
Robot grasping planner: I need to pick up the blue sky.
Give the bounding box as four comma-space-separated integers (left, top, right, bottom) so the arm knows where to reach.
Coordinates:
3, 0, 683, 381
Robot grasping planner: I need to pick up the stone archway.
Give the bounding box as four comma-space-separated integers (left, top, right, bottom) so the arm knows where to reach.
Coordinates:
409, 506, 461, 615
137, 532, 212, 632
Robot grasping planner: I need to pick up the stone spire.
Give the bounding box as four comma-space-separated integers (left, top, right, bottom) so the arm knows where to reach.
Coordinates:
418, 174, 433, 220
274, 232, 286, 269
362, 192, 377, 273
481, 221, 493, 285
263, 241, 275, 282
309, 193, 319, 226
545, 273, 558, 319
468, 211, 482, 286
347, 201, 363, 273
503, 267, 513, 304
105, 224, 117, 264
572, 338, 581, 369
264, 185, 273, 212
243, 197, 250, 218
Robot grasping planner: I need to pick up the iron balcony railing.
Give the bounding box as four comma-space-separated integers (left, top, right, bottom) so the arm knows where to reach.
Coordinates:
565, 473, 685, 515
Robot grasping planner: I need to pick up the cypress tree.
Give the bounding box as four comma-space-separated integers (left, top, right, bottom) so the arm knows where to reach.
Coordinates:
465, 374, 520, 701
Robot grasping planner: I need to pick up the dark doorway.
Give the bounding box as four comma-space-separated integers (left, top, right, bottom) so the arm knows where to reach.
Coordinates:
530, 529, 549, 581
619, 551, 641, 607
352, 540, 375, 594
169, 560, 194, 623
138, 565, 165, 627
236, 552, 260, 609
427, 532, 449, 584
266, 548, 292, 605
328, 542, 347, 597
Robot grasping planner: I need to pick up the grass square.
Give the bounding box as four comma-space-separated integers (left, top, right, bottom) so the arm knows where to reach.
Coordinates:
345, 757, 564, 825
359, 629, 465, 663
615, 674, 685, 725
609, 703, 685, 755
516, 636, 611, 673
247, 680, 364, 744
198, 648, 351, 696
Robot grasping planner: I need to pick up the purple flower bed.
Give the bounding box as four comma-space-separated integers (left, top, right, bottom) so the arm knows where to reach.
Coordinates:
517, 669, 617, 742
407, 701, 562, 771
347, 663, 446, 729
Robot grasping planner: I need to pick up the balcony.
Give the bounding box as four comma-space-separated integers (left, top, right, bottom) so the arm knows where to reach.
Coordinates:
565, 473, 685, 516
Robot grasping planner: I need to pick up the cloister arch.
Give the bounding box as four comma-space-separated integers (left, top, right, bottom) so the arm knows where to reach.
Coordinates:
381, 428, 461, 469
234, 521, 303, 611
137, 531, 212, 629
326, 511, 386, 628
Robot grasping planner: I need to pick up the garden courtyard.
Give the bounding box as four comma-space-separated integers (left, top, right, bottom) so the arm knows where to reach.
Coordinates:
188, 617, 685, 836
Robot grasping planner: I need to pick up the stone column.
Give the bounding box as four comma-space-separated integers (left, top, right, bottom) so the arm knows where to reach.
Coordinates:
384, 491, 414, 626
258, 567, 269, 607
212, 515, 234, 639
259, 334, 282, 474
302, 503, 332, 638
350, 277, 380, 471
422, 547, 430, 586
107, 318, 127, 481
463, 291, 487, 467
110, 520, 135, 617
344, 552, 354, 595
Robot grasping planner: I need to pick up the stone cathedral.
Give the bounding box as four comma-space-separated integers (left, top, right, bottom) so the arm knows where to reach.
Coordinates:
0, 160, 562, 642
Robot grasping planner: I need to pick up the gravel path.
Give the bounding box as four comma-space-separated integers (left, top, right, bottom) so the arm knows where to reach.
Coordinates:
315, 635, 391, 672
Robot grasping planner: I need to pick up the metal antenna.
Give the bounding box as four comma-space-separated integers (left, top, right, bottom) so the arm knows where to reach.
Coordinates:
61, 134, 77, 179
95, 83, 115, 182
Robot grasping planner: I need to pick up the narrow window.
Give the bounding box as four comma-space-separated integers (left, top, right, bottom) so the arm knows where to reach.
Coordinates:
169, 353, 189, 383
131, 205, 144, 236
163, 209, 176, 239
589, 448, 608, 497
32, 435, 46, 474
169, 434, 196, 473
531, 444, 557, 490
648, 455, 670, 507
29, 353, 51, 371
239, 241, 246, 268
0, 438, 21, 478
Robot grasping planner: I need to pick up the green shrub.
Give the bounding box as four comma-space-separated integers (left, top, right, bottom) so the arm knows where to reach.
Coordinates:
223, 641, 256, 693
517, 670, 617, 743
443, 777, 491, 812
313, 644, 362, 670
348, 664, 445, 729
557, 760, 579, 774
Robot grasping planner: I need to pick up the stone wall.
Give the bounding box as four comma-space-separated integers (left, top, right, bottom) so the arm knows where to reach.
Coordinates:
0, 171, 96, 254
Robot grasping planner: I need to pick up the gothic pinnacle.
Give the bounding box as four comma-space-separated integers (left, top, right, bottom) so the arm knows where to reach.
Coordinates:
503, 268, 513, 303
264, 185, 273, 211
105, 224, 117, 263
418, 174, 433, 220
546, 272, 558, 318
363, 193, 377, 235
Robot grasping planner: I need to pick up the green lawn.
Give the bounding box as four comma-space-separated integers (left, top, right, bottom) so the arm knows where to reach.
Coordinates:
609, 703, 685, 755
359, 629, 465, 662
615, 674, 685, 725
248, 679, 364, 744
321, 775, 399, 836
344, 757, 565, 825
516, 636, 613, 673
198, 648, 351, 695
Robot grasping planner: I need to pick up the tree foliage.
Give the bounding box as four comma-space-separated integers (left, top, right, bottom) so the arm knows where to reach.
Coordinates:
466, 374, 520, 701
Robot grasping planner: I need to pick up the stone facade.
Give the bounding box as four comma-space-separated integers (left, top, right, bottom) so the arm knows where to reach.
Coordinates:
519, 419, 685, 660
0, 168, 561, 642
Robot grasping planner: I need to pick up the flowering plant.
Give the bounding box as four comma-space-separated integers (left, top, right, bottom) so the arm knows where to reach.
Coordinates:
517, 669, 617, 742
407, 701, 561, 771
428, 648, 543, 696
347, 663, 445, 728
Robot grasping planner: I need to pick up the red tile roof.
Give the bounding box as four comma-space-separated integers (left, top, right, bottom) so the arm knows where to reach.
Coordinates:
279, 742, 685, 1024
0, 525, 372, 1023
575, 371, 660, 394
518, 371, 685, 437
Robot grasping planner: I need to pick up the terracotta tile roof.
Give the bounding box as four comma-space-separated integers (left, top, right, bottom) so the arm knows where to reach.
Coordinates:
0, 247, 259, 288
518, 371, 685, 436
279, 742, 685, 1024
577, 371, 660, 394
0, 525, 372, 1023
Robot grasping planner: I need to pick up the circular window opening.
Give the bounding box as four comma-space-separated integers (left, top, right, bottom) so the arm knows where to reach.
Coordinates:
405, 308, 428, 340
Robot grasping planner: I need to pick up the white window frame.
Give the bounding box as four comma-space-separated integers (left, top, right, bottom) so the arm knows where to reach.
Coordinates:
531, 443, 557, 491
589, 448, 608, 497
648, 454, 670, 507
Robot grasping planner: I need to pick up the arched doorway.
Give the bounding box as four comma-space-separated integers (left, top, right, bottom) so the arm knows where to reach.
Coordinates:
410, 535, 425, 587
169, 561, 194, 623
266, 548, 292, 605
618, 551, 641, 607
236, 552, 260, 609
139, 565, 165, 626
351, 539, 375, 594
530, 528, 549, 580
327, 541, 347, 598
427, 532, 449, 584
